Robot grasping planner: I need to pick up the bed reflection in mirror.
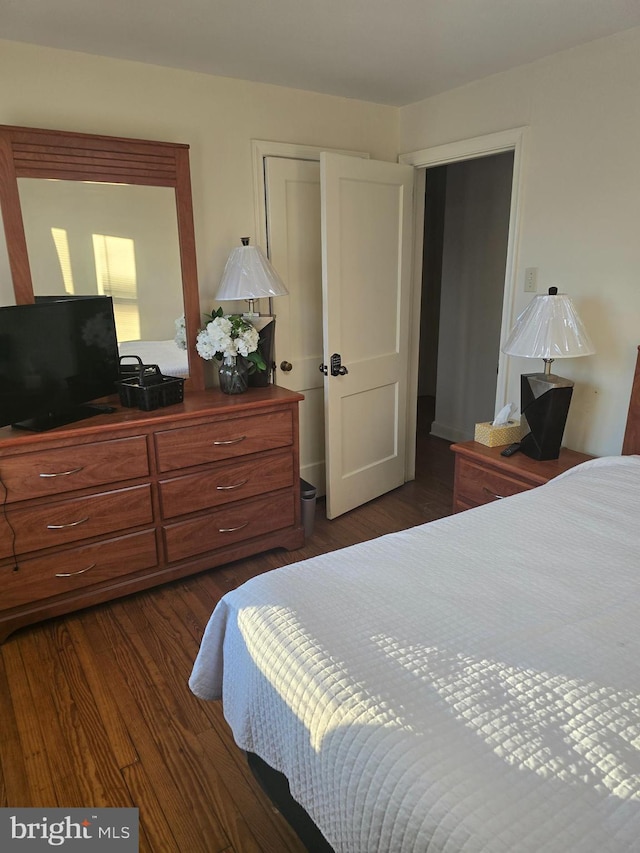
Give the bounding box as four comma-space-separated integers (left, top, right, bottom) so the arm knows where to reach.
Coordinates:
18, 178, 189, 377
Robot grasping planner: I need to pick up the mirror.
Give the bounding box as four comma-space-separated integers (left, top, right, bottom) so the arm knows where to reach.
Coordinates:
0, 124, 204, 390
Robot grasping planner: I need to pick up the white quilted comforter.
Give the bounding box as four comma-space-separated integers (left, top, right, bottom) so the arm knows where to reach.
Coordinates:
190, 456, 640, 852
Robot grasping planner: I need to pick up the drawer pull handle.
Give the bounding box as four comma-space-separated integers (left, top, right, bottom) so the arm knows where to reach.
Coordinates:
216, 479, 248, 491
47, 516, 89, 530
212, 436, 247, 446
55, 563, 96, 578
482, 486, 506, 500
218, 522, 249, 533
39, 466, 84, 478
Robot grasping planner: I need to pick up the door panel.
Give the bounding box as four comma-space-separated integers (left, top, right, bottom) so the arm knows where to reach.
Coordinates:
321, 153, 414, 519
264, 157, 326, 492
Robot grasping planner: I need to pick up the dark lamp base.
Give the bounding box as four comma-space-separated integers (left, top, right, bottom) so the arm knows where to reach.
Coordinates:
520, 373, 574, 461
248, 318, 275, 387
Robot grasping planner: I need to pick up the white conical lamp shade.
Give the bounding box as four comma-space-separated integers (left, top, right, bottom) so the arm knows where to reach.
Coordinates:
216, 238, 288, 301
502, 289, 595, 359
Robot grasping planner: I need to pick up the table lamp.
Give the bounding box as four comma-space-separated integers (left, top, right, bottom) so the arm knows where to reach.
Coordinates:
501, 287, 595, 460
216, 237, 288, 318
216, 237, 289, 385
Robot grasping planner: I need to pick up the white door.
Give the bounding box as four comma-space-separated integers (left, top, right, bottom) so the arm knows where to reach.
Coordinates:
264, 157, 326, 492
321, 153, 414, 519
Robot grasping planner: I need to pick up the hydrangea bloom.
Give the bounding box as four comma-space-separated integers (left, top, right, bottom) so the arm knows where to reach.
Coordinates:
195, 310, 264, 370
174, 314, 187, 350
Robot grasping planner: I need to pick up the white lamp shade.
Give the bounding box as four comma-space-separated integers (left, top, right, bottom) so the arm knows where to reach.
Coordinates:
216, 240, 288, 301
502, 291, 595, 359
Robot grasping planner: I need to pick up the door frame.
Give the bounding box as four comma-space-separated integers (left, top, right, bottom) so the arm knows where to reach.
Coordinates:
400, 127, 529, 479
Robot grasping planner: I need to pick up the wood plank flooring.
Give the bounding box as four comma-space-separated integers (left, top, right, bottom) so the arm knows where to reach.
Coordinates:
0, 401, 453, 852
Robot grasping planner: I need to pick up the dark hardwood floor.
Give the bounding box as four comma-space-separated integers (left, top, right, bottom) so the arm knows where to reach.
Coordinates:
0, 398, 453, 852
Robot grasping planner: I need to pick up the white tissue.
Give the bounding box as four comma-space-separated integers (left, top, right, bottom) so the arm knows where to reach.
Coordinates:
492, 403, 516, 427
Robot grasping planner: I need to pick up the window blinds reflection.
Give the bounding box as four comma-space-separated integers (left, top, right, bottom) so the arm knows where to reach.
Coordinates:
50, 227, 75, 295
92, 234, 140, 341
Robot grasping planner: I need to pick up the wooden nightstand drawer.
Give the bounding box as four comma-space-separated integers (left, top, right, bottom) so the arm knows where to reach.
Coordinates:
451, 441, 594, 512
455, 457, 532, 507
155, 410, 293, 472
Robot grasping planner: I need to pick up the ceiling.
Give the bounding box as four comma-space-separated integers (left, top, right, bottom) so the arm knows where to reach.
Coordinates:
2, 0, 640, 106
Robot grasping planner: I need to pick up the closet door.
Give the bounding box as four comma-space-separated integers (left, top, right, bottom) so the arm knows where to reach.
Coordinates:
321, 153, 414, 519
264, 157, 326, 492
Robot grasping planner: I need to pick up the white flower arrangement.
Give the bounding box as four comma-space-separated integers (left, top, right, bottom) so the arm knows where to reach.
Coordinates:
195, 307, 266, 371
174, 314, 187, 350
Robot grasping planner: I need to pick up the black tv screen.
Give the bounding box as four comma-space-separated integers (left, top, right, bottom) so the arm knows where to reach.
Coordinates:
0, 296, 120, 431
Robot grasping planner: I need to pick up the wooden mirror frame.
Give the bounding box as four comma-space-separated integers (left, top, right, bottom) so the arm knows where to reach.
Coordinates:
0, 124, 204, 390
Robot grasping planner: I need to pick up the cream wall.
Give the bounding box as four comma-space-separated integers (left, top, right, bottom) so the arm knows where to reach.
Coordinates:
400, 27, 640, 457
0, 39, 398, 312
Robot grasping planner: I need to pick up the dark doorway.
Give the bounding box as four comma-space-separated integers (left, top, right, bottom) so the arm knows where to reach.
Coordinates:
418, 151, 515, 448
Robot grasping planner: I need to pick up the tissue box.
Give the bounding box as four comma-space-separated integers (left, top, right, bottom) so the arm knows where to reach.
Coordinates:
474, 419, 523, 447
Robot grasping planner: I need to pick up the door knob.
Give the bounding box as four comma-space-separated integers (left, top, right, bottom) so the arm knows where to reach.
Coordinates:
320, 355, 349, 376
330, 353, 349, 376
280, 360, 293, 372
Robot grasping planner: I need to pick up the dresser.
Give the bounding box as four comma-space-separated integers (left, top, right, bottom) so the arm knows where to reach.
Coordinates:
451, 440, 593, 513
0, 386, 304, 642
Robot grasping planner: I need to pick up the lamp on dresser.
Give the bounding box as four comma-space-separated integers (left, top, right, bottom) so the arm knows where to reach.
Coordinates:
216, 237, 289, 385
216, 237, 288, 318
501, 286, 595, 460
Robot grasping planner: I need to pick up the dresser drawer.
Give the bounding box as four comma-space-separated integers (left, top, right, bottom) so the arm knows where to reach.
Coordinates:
455, 457, 533, 507
0, 436, 149, 503
0, 484, 153, 559
163, 491, 295, 563
159, 449, 294, 519
2, 529, 158, 610
155, 410, 293, 472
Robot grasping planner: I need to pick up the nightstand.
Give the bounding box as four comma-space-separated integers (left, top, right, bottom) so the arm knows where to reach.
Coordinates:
450, 441, 594, 513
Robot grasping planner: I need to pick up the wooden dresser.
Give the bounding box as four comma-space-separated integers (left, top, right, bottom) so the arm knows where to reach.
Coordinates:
451, 440, 593, 513
0, 385, 304, 642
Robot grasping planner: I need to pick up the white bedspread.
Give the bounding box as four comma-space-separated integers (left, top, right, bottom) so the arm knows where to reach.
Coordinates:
190, 456, 640, 852
118, 339, 189, 377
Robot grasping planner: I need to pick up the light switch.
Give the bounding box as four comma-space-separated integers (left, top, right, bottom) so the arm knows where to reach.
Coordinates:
524, 267, 537, 293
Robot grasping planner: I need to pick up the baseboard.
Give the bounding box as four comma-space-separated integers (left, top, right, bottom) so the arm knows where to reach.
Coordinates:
430, 420, 469, 443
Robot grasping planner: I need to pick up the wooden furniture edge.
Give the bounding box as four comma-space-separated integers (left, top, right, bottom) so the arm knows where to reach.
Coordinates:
0, 386, 304, 452
449, 441, 592, 487
622, 344, 640, 455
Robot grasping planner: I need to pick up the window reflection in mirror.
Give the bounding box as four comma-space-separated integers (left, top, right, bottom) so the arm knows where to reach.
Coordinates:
17, 179, 186, 365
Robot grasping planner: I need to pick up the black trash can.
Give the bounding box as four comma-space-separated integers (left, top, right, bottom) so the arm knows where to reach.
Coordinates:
300, 478, 317, 539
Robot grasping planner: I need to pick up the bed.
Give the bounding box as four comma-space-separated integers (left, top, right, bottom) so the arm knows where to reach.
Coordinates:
189, 350, 640, 852
118, 339, 189, 378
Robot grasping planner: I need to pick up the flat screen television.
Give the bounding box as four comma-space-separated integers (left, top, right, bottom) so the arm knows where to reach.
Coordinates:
0, 296, 120, 431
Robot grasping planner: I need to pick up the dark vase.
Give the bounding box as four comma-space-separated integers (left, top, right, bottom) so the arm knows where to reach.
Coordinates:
218, 357, 249, 394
